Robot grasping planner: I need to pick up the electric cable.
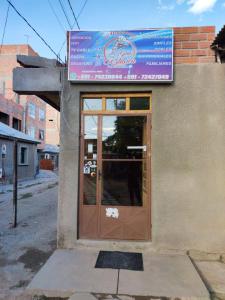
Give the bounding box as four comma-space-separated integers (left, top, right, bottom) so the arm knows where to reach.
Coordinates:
58, 0, 73, 29
57, 0, 89, 56
67, 0, 80, 30
0, 3, 10, 55
47, 0, 66, 34
77, 0, 88, 19
6, 0, 63, 63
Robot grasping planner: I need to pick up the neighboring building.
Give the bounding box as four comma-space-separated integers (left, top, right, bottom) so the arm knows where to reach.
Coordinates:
14, 26, 225, 254
0, 122, 39, 182
46, 104, 60, 146
0, 44, 60, 149
0, 93, 23, 131
39, 144, 59, 170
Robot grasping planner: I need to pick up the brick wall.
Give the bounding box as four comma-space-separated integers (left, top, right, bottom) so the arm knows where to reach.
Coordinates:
0, 44, 60, 148
174, 26, 215, 64
45, 104, 60, 146
0, 94, 23, 128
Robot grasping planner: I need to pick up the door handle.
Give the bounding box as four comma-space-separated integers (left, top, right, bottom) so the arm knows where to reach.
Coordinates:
98, 169, 102, 179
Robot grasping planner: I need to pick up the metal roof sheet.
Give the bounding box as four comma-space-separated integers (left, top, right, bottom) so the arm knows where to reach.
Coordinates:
0, 122, 39, 143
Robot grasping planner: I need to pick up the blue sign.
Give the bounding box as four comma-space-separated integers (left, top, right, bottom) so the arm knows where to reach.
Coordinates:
68, 29, 174, 82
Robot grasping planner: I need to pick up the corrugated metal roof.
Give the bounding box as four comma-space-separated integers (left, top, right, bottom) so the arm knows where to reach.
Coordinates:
43, 144, 59, 153
0, 122, 39, 143
211, 25, 225, 46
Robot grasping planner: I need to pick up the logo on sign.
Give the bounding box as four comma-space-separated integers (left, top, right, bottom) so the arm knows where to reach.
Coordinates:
104, 36, 136, 67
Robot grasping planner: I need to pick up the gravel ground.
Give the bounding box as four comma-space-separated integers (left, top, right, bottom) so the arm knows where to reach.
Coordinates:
0, 174, 58, 300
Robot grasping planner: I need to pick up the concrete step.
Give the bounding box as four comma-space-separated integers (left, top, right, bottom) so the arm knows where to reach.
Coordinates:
26, 249, 210, 300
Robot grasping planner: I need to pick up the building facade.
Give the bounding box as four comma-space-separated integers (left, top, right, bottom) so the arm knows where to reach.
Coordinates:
0, 122, 39, 182
0, 94, 23, 131
0, 44, 60, 149
14, 26, 225, 253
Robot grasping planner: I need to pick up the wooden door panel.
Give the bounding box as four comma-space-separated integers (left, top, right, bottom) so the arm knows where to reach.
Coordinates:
79, 206, 98, 239
99, 207, 149, 240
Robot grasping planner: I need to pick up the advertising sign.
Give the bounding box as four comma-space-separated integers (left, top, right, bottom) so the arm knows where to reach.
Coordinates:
68, 29, 173, 82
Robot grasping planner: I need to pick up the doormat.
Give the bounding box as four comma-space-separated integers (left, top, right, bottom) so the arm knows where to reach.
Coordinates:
95, 251, 144, 271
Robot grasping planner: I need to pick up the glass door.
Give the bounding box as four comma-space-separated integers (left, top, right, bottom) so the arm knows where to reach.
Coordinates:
79, 94, 151, 240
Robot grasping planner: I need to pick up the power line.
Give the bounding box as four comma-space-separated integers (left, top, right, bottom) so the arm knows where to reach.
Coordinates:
6, 0, 63, 63
57, 0, 89, 56
67, 0, 80, 30
77, 0, 88, 19
0, 3, 10, 54
58, 0, 73, 29
47, 0, 66, 34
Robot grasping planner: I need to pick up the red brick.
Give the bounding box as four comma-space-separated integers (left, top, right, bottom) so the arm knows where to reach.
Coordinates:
174, 41, 182, 49
190, 33, 208, 41
182, 41, 198, 49
174, 34, 191, 42
199, 56, 215, 63
207, 33, 215, 42
191, 49, 207, 56
174, 56, 199, 64
174, 49, 191, 57
199, 26, 215, 33
199, 41, 212, 49
174, 27, 199, 34
207, 48, 215, 56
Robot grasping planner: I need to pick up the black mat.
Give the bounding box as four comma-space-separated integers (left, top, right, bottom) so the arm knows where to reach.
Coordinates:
95, 251, 143, 271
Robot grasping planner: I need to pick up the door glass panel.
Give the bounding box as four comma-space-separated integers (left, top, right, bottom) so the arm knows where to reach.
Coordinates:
106, 98, 126, 110
83, 98, 102, 110
84, 116, 97, 159
102, 116, 147, 159
130, 97, 150, 110
83, 116, 98, 205
102, 161, 143, 206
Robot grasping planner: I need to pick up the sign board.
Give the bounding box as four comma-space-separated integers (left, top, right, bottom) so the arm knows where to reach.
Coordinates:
68, 29, 173, 82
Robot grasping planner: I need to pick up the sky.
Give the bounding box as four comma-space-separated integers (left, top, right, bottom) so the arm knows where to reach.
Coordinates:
0, 0, 224, 60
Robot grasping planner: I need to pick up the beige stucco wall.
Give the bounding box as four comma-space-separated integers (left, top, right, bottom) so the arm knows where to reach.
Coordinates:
58, 63, 225, 252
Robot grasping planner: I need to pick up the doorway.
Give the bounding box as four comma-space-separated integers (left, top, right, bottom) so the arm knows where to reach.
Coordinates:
79, 93, 151, 240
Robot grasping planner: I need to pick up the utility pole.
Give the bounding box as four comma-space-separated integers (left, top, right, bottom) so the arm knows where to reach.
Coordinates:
12, 139, 18, 227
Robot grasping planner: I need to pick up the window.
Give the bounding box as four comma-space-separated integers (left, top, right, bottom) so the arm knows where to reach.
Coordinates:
0, 112, 9, 125
28, 103, 36, 119
27, 127, 35, 138
39, 129, 45, 140
82, 94, 151, 112
106, 98, 126, 110
13, 118, 22, 131
83, 98, 102, 110
39, 109, 45, 121
130, 97, 150, 110
19, 146, 28, 165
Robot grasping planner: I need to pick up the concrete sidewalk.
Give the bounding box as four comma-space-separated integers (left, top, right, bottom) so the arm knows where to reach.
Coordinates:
26, 248, 210, 299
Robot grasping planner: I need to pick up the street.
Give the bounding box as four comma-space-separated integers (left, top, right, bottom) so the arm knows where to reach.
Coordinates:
0, 175, 58, 300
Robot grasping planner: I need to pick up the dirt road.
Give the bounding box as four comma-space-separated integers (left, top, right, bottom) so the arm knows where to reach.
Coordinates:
0, 178, 58, 299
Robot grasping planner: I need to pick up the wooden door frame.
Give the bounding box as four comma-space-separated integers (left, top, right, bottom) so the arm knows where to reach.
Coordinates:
78, 93, 152, 240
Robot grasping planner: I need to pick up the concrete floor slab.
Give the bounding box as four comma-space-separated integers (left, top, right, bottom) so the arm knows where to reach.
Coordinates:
118, 253, 210, 299
196, 261, 225, 299
26, 249, 210, 299
69, 293, 97, 300
26, 249, 118, 298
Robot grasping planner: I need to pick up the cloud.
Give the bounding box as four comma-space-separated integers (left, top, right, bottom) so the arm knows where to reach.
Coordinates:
187, 0, 217, 14
157, 0, 175, 10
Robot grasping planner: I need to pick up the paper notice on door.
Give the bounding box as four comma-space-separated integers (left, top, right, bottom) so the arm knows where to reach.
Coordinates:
106, 208, 119, 219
